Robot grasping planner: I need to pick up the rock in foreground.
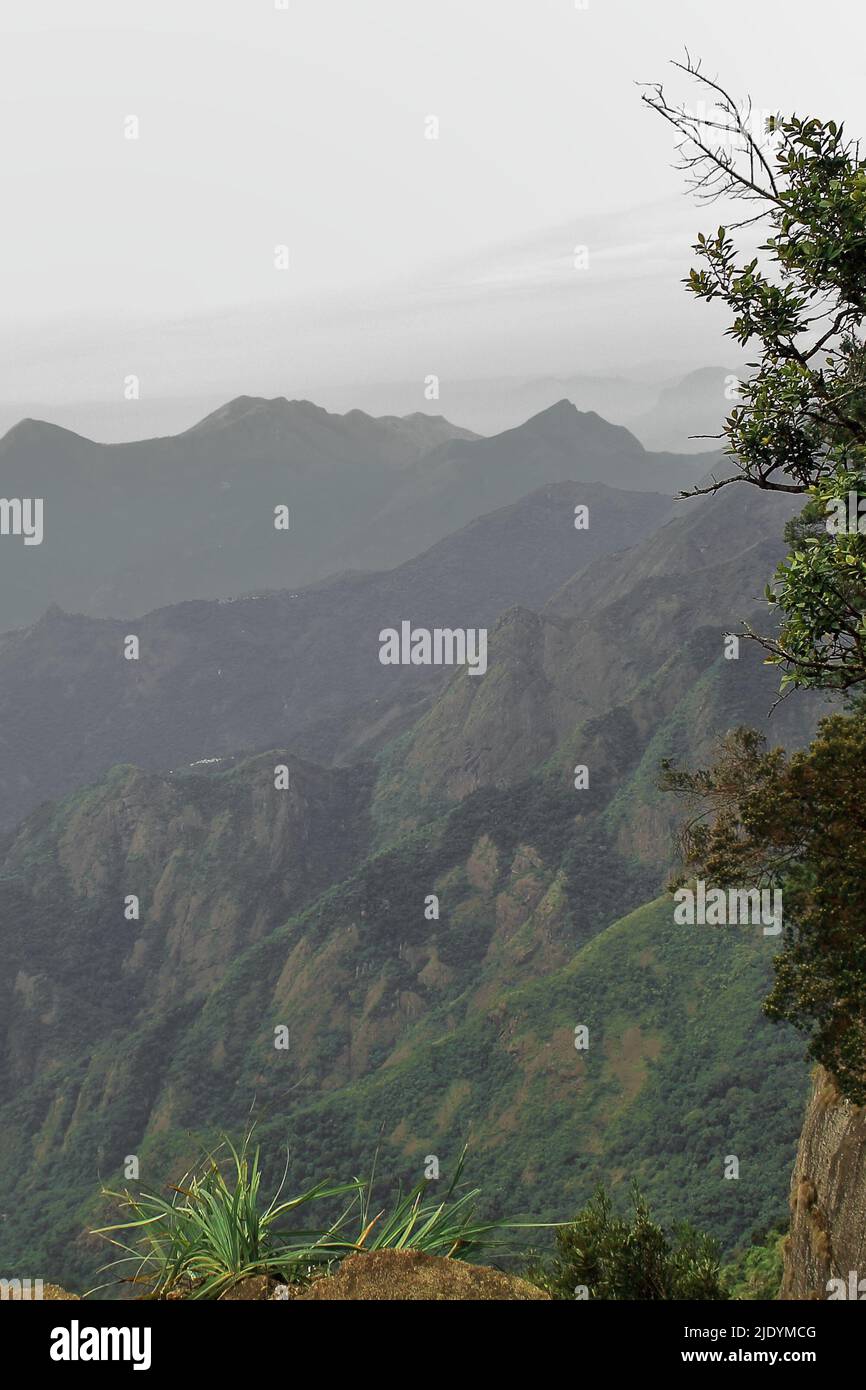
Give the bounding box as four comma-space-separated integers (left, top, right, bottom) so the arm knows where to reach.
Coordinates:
295, 1250, 549, 1300
782, 1067, 866, 1299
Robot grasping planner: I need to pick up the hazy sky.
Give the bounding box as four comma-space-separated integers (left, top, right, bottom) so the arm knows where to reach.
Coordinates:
2, 0, 864, 427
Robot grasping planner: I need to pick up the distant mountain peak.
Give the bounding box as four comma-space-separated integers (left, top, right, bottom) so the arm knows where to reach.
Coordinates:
526, 398, 578, 424
547, 397, 578, 416
512, 398, 645, 454
185, 396, 469, 438
0, 417, 94, 451
401, 411, 453, 426
186, 395, 332, 434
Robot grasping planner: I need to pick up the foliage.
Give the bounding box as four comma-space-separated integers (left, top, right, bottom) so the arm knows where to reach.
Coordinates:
662, 712, 866, 1102
526, 1185, 725, 1300
92, 1135, 520, 1299
251, 895, 803, 1266
319, 1145, 527, 1263
760, 472, 866, 692
93, 1134, 356, 1299
644, 57, 866, 692
647, 56, 866, 1105
722, 1224, 786, 1300
0, 670, 809, 1290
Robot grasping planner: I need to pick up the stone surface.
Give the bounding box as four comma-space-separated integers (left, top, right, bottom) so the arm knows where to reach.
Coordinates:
295, 1250, 549, 1301
218, 1274, 274, 1301
782, 1067, 866, 1300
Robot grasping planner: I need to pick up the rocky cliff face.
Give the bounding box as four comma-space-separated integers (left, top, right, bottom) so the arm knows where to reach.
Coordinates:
782, 1067, 866, 1299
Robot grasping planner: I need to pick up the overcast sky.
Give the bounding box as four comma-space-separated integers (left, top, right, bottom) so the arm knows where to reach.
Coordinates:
1, 0, 864, 430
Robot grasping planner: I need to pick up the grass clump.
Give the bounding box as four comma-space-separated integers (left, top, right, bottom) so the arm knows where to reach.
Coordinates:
92, 1136, 524, 1299
329, 1145, 512, 1261
93, 1135, 355, 1299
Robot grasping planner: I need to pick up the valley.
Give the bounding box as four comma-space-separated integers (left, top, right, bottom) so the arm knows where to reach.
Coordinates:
0, 404, 833, 1291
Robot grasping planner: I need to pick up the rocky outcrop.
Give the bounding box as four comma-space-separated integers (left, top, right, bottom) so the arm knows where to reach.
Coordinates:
5, 1256, 546, 1301
782, 1067, 866, 1299
294, 1250, 549, 1301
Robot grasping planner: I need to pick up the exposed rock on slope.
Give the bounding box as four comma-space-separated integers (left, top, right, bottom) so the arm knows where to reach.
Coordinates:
374, 483, 831, 839
782, 1068, 866, 1299
294, 1250, 548, 1300
0, 752, 375, 1099
0, 479, 828, 1293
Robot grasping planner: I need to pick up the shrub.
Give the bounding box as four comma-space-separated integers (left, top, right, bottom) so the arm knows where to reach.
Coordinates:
526, 1185, 726, 1301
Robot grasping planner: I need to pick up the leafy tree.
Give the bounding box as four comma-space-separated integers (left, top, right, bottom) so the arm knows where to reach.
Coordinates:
643, 56, 866, 691
661, 712, 866, 1102
648, 59, 866, 1103
528, 1185, 725, 1301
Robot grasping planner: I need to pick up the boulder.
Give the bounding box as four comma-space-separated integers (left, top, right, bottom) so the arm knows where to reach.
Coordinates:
295, 1250, 549, 1301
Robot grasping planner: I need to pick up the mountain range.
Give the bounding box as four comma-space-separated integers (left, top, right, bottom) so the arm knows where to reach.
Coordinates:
0, 477, 675, 830
0, 395, 832, 1290
0, 399, 709, 631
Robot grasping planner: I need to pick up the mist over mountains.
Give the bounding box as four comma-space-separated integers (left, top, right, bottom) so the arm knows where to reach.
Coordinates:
0, 400, 471, 631
0, 361, 739, 455
7, 0, 866, 1319
0, 397, 710, 631
328, 365, 742, 451
0, 388, 830, 1292
0, 477, 677, 829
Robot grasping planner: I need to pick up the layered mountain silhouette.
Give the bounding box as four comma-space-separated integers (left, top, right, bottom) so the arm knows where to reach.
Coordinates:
0, 479, 674, 828
320, 367, 738, 448
0, 401, 473, 630
354, 400, 709, 565
371, 481, 832, 836
0, 438, 829, 1290
0, 398, 709, 630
